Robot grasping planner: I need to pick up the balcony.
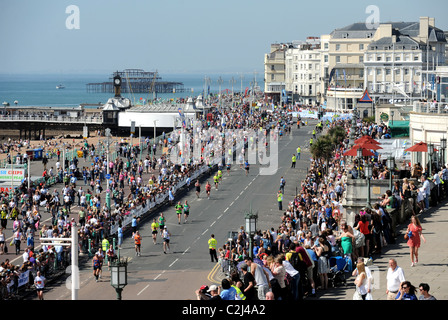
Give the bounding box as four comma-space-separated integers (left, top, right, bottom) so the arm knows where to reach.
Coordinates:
413, 101, 448, 114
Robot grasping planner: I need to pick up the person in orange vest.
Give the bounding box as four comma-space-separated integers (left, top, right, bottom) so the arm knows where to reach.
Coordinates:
133, 230, 142, 257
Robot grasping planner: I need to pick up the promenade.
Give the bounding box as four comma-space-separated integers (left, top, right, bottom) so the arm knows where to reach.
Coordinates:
318, 200, 448, 300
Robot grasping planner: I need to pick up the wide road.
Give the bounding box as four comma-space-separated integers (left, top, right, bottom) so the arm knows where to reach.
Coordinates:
35, 119, 317, 300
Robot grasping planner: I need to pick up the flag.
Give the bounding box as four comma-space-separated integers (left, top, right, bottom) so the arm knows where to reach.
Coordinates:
422, 82, 426, 92
328, 68, 335, 84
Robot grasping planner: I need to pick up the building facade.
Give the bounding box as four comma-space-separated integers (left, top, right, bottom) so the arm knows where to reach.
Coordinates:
285, 37, 321, 106
264, 43, 288, 103
364, 17, 446, 105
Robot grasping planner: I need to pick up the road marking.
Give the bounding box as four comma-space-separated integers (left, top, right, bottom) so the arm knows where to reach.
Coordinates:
182, 247, 190, 255
230, 201, 234, 206
223, 207, 229, 213
217, 214, 223, 219
169, 258, 179, 268
210, 221, 216, 227
137, 284, 150, 296
202, 228, 209, 235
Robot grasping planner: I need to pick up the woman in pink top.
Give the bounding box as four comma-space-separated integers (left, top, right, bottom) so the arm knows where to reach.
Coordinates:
407, 215, 426, 267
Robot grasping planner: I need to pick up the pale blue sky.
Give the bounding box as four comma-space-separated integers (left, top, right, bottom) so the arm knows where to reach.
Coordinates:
0, 0, 447, 75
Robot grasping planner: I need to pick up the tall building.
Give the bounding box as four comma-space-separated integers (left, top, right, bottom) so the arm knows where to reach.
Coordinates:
364, 17, 446, 104
325, 23, 374, 112
285, 37, 321, 105
264, 43, 289, 103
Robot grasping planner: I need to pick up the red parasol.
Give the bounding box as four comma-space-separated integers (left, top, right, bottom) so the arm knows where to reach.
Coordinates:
404, 142, 428, 152
343, 146, 375, 157
354, 135, 381, 145
355, 142, 382, 150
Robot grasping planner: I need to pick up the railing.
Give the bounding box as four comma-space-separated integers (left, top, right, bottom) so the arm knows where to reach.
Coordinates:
0, 115, 103, 124
413, 101, 448, 114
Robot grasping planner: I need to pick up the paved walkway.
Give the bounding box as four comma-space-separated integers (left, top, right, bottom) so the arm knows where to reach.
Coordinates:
319, 199, 448, 300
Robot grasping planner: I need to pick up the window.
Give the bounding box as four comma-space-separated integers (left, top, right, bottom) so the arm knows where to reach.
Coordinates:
377, 69, 381, 75
336, 44, 340, 51
324, 43, 329, 50
414, 55, 419, 61
359, 56, 364, 63
309, 74, 312, 80
377, 55, 382, 61
359, 44, 364, 50
309, 64, 312, 70
386, 56, 391, 62
395, 55, 401, 61
324, 55, 328, 63
271, 74, 275, 80
386, 69, 391, 75
404, 68, 409, 75
336, 56, 341, 63
271, 65, 275, 71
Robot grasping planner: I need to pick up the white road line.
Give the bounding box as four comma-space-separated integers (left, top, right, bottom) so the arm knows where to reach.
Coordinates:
202, 228, 209, 235
217, 214, 223, 219
230, 201, 234, 206
224, 208, 229, 213
210, 221, 216, 227
169, 258, 179, 268
183, 247, 190, 255
137, 284, 150, 296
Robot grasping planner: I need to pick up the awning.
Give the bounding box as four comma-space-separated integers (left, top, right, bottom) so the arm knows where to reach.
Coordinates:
389, 120, 409, 138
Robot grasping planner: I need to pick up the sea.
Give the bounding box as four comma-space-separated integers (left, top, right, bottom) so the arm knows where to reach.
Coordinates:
0, 73, 263, 108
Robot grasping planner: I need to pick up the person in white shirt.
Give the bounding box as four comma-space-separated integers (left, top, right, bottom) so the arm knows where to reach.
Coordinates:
386, 258, 405, 300
421, 175, 430, 210
34, 270, 46, 300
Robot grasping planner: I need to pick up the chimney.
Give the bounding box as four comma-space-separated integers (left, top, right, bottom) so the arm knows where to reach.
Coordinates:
419, 17, 429, 41
429, 17, 435, 27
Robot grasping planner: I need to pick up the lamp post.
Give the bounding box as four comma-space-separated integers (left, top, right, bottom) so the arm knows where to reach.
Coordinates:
387, 156, 395, 190
440, 137, 446, 167
244, 204, 258, 259
357, 147, 363, 179
391, 110, 394, 126
428, 143, 434, 176
365, 163, 373, 208
110, 257, 128, 300
105, 128, 111, 210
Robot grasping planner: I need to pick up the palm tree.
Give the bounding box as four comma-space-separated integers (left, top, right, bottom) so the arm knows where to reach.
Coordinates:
310, 135, 334, 173
327, 125, 346, 146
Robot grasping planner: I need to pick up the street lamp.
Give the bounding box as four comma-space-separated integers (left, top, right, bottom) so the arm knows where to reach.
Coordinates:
440, 137, 446, 166
428, 143, 434, 176
110, 257, 128, 300
244, 204, 258, 259
357, 147, 363, 179
365, 163, 373, 208
387, 156, 395, 190
391, 111, 394, 126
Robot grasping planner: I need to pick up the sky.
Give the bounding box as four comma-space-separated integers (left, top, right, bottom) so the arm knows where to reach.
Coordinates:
0, 0, 447, 75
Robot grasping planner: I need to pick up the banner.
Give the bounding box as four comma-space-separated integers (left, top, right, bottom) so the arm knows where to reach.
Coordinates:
0, 168, 25, 182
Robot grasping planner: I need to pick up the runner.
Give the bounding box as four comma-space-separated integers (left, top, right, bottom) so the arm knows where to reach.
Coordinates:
158, 213, 166, 236
106, 244, 117, 270
133, 230, 142, 256
213, 173, 219, 190
195, 180, 201, 198
244, 160, 250, 176
217, 167, 223, 182
226, 163, 231, 176
205, 181, 212, 199
183, 200, 190, 223
92, 253, 101, 282
151, 218, 159, 244
175, 201, 183, 224
34, 270, 46, 300
162, 226, 171, 254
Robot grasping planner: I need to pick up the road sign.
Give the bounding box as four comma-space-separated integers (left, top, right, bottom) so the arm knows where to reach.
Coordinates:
105, 174, 111, 180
